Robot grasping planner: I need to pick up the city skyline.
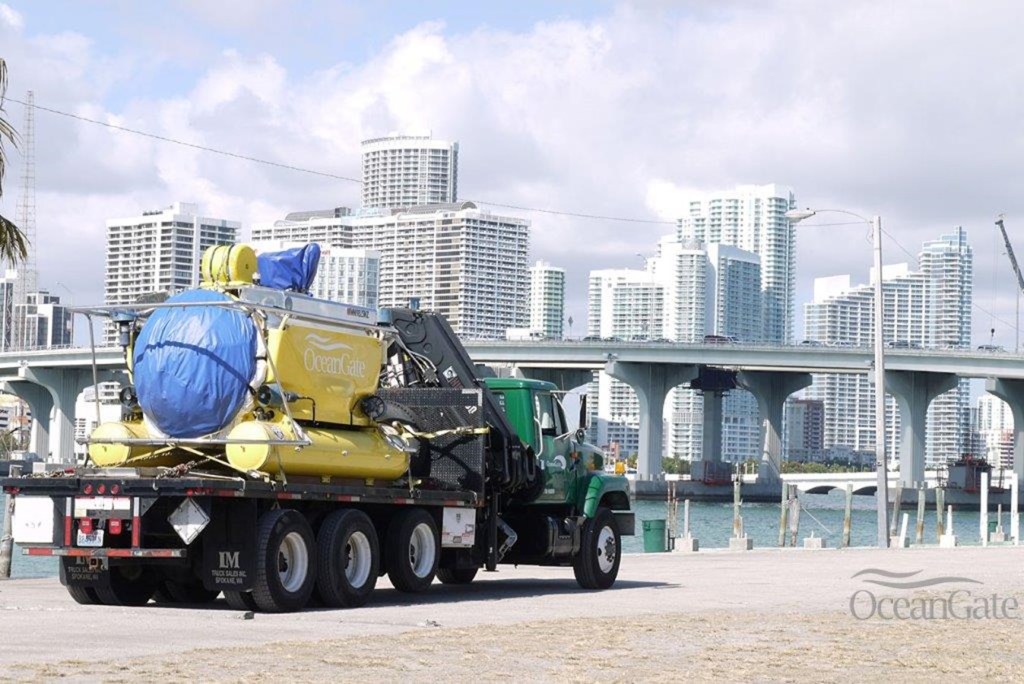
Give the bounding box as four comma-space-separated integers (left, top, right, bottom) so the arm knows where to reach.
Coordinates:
0, 2, 1022, 353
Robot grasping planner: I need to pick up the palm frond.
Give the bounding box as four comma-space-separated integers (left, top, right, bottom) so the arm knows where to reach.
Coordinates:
0, 213, 27, 263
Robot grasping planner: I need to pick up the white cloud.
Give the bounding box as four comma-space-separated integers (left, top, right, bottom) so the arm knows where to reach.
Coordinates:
0, 3, 22, 31
1, 1, 1023, 350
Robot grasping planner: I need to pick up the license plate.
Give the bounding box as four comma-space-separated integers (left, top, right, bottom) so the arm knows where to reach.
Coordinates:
77, 530, 105, 547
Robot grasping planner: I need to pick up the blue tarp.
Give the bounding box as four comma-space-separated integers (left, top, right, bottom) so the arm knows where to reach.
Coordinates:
256, 243, 321, 292
133, 289, 257, 438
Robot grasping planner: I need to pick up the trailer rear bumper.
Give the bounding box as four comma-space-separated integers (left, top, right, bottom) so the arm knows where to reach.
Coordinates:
23, 547, 186, 558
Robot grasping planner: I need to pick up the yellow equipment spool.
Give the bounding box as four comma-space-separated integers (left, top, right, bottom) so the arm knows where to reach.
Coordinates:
201, 244, 257, 287
88, 421, 179, 468
225, 419, 409, 480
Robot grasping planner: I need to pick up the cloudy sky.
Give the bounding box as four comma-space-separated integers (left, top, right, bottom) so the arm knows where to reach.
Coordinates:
1, 0, 1023, 348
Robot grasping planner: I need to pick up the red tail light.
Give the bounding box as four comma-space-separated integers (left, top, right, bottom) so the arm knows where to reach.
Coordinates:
79, 518, 93, 534
83, 484, 93, 495
109, 519, 122, 535
97, 484, 107, 495
110, 484, 121, 495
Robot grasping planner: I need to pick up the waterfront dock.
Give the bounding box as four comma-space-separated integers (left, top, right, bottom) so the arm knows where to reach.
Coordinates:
1, 546, 1021, 680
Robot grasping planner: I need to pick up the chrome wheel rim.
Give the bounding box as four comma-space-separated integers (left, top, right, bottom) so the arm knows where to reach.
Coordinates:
278, 531, 309, 593
596, 525, 617, 574
345, 531, 372, 588
408, 522, 436, 579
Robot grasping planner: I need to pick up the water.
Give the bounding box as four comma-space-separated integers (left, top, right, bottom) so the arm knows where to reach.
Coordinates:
622, 490, 1009, 553
0, 493, 1012, 579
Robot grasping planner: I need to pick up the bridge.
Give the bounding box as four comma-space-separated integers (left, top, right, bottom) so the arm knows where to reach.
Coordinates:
2, 342, 1023, 490
463, 340, 1024, 486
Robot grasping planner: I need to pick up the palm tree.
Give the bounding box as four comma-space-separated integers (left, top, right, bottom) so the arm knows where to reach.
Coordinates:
0, 58, 28, 264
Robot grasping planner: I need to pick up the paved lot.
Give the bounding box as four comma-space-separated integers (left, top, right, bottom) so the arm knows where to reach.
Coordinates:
1, 546, 1022, 681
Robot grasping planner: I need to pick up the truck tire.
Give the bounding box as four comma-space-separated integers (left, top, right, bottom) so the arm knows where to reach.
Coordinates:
572, 507, 620, 590
315, 509, 379, 608
95, 565, 158, 606
65, 585, 101, 605
385, 509, 439, 593
251, 509, 317, 613
154, 578, 220, 604
436, 567, 478, 585
224, 590, 258, 611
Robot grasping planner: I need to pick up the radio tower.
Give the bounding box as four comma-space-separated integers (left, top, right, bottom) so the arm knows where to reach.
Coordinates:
14, 90, 36, 302
9, 91, 37, 350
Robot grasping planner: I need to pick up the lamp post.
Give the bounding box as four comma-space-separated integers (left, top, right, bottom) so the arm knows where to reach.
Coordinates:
785, 208, 890, 549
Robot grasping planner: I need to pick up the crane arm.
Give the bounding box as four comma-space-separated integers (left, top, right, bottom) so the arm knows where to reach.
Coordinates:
996, 217, 1024, 293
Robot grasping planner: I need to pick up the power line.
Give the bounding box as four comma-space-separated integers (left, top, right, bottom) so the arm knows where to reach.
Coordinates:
10, 96, 677, 226
6, 96, 363, 184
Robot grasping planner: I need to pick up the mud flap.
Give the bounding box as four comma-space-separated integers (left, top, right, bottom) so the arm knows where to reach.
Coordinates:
60, 556, 110, 588
200, 498, 257, 592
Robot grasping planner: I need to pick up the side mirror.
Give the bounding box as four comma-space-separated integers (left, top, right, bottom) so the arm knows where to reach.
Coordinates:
578, 395, 588, 430
575, 428, 586, 443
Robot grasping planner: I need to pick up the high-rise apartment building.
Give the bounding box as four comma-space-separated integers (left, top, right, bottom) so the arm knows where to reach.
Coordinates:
255, 202, 529, 339
529, 261, 565, 339
804, 229, 973, 466
14, 291, 73, 349
785, 398, 826, 462
0, 270, 17, 352
676, 184, 796, 343
351, 202, 528, 339
974, 394, 1015, 470
105, 203, 239, 341
251, 240, 381, 309
361, 135, 458, 210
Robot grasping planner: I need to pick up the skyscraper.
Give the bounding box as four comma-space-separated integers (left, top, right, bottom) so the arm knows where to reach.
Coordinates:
255, 202, 530, 339
676, 184, 796, 343
804, 229, 973, 466
361, 135, 459, 210
14, 291, 73, 349
974, 394, 1015, 470
529, 261, 566, 339
104, 202, 239, 342
352, 202, 529, 339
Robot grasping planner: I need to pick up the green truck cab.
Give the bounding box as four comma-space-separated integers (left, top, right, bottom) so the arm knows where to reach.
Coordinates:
483, 377, 634, 528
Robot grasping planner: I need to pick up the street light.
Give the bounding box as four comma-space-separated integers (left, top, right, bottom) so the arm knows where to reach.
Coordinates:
785, 207, 890, 549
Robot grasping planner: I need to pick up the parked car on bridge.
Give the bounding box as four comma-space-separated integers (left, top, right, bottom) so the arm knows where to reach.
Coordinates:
703, 334, 738, 344
977, 344, 1005, 352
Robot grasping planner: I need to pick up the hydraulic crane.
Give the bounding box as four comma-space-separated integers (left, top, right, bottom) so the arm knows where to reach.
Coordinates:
995, 215, 1024, 352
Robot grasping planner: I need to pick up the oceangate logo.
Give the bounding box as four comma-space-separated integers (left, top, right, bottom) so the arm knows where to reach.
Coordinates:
848, 568, 1019, 621
303, 332, 367, 379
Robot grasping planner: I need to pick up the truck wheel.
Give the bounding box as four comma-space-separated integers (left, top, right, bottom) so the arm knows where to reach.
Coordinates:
572, 507, 620, 590
386, 509, 439, 593
316, 509, 379, 608
65, 585, 101, 605
436, 567, 478, 585
95, 565, 158, 606
224, 590, 258, 611
154, 578, 220, 604
252, 509, 317, 612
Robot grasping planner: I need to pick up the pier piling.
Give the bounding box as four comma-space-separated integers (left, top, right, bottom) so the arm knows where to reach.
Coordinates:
915, 484, 925, 545
889, 485, 902, 539
1012, 477, 1020, 546
981, 472, 990, 546
842, 483, 852, 548
936, 487, 945, 540
0, 463, 22, 579
778, 482, 789, 547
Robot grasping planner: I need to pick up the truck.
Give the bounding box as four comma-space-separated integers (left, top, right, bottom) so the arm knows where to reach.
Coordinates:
2, 243, 633, 612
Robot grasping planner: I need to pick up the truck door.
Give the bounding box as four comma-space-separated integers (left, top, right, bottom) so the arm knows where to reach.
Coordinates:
534, 391, 575, 502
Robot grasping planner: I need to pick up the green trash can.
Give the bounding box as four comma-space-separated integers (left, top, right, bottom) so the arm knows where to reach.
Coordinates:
642, 519, 667, 553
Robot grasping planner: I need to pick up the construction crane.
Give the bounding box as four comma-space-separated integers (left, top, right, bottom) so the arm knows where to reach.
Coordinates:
995, 214, 1024, 352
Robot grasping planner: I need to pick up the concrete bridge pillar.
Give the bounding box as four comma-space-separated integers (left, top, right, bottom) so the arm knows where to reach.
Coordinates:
22, 368, 104, 464
885, 371, 957, 489
737, 371, 813, 484
702, 391, 724, 463
985, 378, 1024, 483
605, 361, 698, 480
1, 381, 53, 458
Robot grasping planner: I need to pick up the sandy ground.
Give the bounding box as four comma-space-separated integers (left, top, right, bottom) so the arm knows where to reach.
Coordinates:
1, 546, 1023, 682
